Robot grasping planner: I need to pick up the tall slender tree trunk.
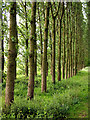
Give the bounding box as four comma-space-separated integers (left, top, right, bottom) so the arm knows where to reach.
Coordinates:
27, 2, 36, 99
0, 2, 2, 83
2, 31, 4, 83
57, 3, 64, 81
5, 2, 18, 106
72, 4, 75, 76
62, 13, 65, 79
68, 6, 70, 78
87, 2, 90, 66
52, 17, 56, 83
72, 30, 75, 76
78, 3, 82, 71
50, 3, 60, 83
70, 3, 72, 77
41, 3, 50, 92
34, 2, 37, 76
38, 3, 43, 74
75, 3, 78, 75
34, 21, 37, 76
1, 4, 4, 83
70, 27, 72, 77
65, 3, 69, 79
58, 19, 61, 81
49, 31, 52, 75
25, 1, 28, 77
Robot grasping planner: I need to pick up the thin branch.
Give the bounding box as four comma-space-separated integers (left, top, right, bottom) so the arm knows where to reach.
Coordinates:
50, 2, 60, 19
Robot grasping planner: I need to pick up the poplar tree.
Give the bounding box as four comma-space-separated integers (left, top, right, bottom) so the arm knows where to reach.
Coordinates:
65, 3, 69, 79
50, 2, 60, 83
72, 3, 75, 76
75, 3, 78, 75
38, 3, 43, 74
70, 3, 73, 77
25, 1, 28, 77
27, 2, 36, 99
5, 1, 18, 106
68, 3, 71, 78
0, 2, 4, 83
87, 1, 90, 66
41, 2, 50, 92
62, 4, 65, 79
58, 2, 64, 81
0, 1, 2, 83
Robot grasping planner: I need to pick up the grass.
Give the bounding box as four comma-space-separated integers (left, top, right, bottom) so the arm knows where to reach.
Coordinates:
1, 67, 89, 119
68, 102, 88, 118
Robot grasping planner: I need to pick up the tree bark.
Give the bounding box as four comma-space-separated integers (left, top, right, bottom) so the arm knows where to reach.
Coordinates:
27, 2, 36, 99
49, 31, 52, 75
72, 32, 75, 76
65, 3, 69, 79
34, 20, 37, 76
52, 17, 56, 83
38, 3, 43, 74
70, 3, 72, 77
72, 3, 75, 76
75, 3, 78, 76
87, 2, 90, 66
5, 2, 18, 106
0, 2, 2, 83
1, 4, 4, 83
68, 6, 70, 78
41, 3, 50, 92
57, 3, 64, 81
25, 1, 28, 77
50, 3, 60, 83
2, 29, 4, 83
62, 12, 65, 79
57, 19, 62, 81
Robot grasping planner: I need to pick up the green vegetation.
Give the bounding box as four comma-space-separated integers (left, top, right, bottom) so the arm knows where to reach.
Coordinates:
2, 68, 88, 119
1, 1, 89, 119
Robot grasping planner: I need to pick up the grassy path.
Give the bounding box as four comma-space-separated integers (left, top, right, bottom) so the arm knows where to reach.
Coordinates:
68, 101, 88, 118
67, 67, 89, 118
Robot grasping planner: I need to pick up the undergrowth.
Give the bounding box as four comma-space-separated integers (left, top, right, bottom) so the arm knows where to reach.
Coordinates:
1, 68, 88, 119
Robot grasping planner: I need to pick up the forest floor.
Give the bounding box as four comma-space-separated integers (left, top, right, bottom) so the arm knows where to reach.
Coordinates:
67, 67, 89, 118
1, 67, 89, 119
